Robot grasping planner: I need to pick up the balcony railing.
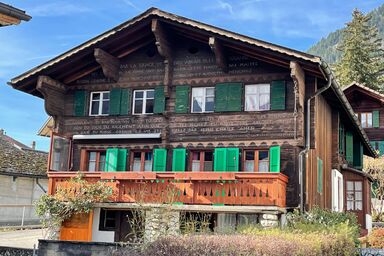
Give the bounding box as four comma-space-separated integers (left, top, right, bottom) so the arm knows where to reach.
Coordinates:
48, 172, 288, 208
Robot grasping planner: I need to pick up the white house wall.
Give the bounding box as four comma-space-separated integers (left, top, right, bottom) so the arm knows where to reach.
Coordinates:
92, 208, 115, 242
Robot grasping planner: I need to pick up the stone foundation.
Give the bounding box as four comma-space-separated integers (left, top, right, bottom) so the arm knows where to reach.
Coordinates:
259, 213, 280, 228
144, 207, 180, 242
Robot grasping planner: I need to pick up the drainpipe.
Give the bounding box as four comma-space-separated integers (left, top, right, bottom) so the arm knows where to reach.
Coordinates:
298, 60, 332, 213
36, 178, 47, 193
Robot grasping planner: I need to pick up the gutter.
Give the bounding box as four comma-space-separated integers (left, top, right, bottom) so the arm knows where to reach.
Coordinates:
298, 60, 332, 213
0, 3, 31, 22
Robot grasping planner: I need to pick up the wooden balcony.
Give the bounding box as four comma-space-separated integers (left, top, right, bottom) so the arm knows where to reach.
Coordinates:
48, 172, 288, 208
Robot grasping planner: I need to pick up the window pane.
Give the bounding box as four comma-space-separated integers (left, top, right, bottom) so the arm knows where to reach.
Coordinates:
192, 88, 204, 97
367, 113, 372, 127
102, 100, 109, 114
99, 153, 106, 171
245, 95, 257, 111
361, 114, 366, 127
146, 90, 154, 98
245, 161, 254, 172
204, 161, 213, 171
88, 161, 96, 172
192, 161, 200, 172
89, 152, 97, 161
144, 161, 152, 172
132, 160, 141, 172
145, 152, 152, 161
347, 181, 354, 191
355, 181, 362, 191
259, 151, 269, 160
134, 152, 141, 160
245, 151, 254, 160
245, 85, 257, 94
258, 161, 269, 172
50, 136, 70, 171
91, 101, 100, 115
206, 88, 214, 96
135, 91, 143, 98
192, 97, 203, 112
134, 99, 143, 114
355, 191, 362, 200
347, 201, 354, 210
103, 92, 110, 100
259, 84, 270, 93
355, 201, 363, 210
259, 94, 270, 110
205, 97, 214, 112
92, 93, 100, 100
145, 99, 154, 113
192, 152, 200, 160
204, 152, 213, 161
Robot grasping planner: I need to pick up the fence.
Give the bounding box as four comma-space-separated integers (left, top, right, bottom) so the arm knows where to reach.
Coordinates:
0, 205, 41, 228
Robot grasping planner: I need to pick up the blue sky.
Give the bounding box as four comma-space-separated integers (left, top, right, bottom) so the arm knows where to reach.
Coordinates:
1, 0, 383, 151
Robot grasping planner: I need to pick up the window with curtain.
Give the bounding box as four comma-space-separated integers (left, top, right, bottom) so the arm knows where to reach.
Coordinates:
191, 87, 214, 113
359, 112, 372, 128
191, 151, 213, 171
131, 151, 153, 172
87, 151, 106, 172
245, 84, 270, 111
243, 150, 269, 172
346, 181, 363, 211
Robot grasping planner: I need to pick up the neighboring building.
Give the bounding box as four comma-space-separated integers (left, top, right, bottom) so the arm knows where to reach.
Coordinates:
0, 129, 48, 226
344, 82, 384, 154
0, 3, 31, 27
8, 8, 376, 241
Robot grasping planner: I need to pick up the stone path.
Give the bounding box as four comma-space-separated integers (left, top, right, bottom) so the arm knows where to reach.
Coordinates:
0, 228, 45, 249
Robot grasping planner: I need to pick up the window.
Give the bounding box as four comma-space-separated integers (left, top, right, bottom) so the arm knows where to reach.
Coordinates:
50, 135, 70, 171
346, 181, 363, 211
245, 84, 270, 111
190, 151, 213, 171
99, 209, 117, 231
191, 87, 214, 113
243, 150, 269, 172
360, 112, 372, 128
87, 151, 106, 172
89, 91, 110, 116
133, 90, 154, 114
131, 151, 153, 172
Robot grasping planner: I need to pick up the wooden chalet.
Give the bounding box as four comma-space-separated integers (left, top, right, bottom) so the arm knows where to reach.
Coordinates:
9, 8, 377, 242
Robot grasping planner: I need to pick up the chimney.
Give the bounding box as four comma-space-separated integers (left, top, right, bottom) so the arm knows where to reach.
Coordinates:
31, 141, 36, 150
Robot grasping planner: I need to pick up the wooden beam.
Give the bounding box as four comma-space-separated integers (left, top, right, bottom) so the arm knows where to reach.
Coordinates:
151, 19, 173, 94
36, 76, 67, 117
209, 37, 228, 73
94, 48, 120, 82
290, 61, 305, 108
63, 66, 100, 84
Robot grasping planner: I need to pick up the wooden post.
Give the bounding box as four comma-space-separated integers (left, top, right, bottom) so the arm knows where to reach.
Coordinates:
209, 37, 228, 73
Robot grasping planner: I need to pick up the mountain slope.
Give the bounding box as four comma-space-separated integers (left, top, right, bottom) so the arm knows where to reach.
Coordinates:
307, 4, 384, 64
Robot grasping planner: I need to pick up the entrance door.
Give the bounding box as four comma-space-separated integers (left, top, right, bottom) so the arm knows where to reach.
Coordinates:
345, 180, 364, 227
118, 211, 144, 242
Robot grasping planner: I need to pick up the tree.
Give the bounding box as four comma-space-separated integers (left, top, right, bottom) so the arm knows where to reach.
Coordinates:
335, 9, 384, 90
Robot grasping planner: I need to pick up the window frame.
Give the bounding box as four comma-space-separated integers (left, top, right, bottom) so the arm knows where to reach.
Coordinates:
87, 150, 106, 172
242, 149, 270, 172
244, 84, 271, 112
359, 112, 373, 128
130, 150, 153, 172
132, 89, 155, 115
189, 150, 214, 172
191, 87, 215, 113
89, 91, 110, 116
346, 180, 363, 211
99, 208, 118, 231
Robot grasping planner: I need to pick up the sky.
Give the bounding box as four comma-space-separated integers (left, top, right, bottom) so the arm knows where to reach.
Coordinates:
1, 0, 383, 151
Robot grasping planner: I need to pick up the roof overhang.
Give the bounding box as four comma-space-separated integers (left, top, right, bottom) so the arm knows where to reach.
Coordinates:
0, 3, 31, 26
343, 82, 384, 103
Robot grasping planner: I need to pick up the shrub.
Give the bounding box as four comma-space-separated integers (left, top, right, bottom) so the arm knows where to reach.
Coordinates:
368, 228, 384, 248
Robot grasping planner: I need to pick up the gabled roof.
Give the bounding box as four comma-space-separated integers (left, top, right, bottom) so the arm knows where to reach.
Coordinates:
343, 82, 384, 103
0, 3, 31, 27
38, 117, 54, 137
0, 131, 47, 176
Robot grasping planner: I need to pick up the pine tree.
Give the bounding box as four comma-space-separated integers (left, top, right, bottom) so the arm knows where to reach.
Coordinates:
335, 9, 384, 90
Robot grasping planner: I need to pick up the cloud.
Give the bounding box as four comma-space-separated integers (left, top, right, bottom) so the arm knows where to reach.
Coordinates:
28, 2, 92, 17
121, 0, 143, 12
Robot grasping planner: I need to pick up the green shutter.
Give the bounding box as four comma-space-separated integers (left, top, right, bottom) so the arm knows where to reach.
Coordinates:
269, 146, 281, 172
153, 148, 167, 172
109, 88, 122, 115
175, 86, 190, 113
120, 89, 131, 115
317, 158, 323, 194
154, 86, 165, 114
172, 148, 186, 172
353, 139, 362, 169
379, 141, 384, 156
74, 90, 87, 116
214, 148, 227, 172
346, 131, 354, 164
117, 149, 127, 172
270, 80, 286, 110
226, 148, 239, 172
214, 83, 242, 112
106, 148, 119, 172
214, 83, 228, 112
373, 110, 380, 128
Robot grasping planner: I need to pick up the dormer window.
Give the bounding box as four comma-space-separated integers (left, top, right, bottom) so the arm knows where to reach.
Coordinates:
89, 91, 110, 116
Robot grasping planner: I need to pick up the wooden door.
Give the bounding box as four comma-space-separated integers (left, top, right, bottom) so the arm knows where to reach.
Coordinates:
60, 212, 93, 241
345, 180, 365, 228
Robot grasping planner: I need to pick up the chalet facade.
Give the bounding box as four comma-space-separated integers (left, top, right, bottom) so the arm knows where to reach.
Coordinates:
9, 8, 376, 242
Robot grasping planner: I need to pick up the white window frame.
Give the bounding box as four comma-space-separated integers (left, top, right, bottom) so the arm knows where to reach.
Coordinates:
191, 87, 215, 113
132, 89, 155, 115
89, 91, 110, 116
244, 84, 270, 111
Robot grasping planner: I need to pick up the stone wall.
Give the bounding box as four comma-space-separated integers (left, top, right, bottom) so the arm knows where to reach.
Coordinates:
0, 246, 34, 256
144, 208, 180, 242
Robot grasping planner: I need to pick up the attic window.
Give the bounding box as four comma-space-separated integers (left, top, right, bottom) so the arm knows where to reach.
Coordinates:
188, 46, 199, 54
